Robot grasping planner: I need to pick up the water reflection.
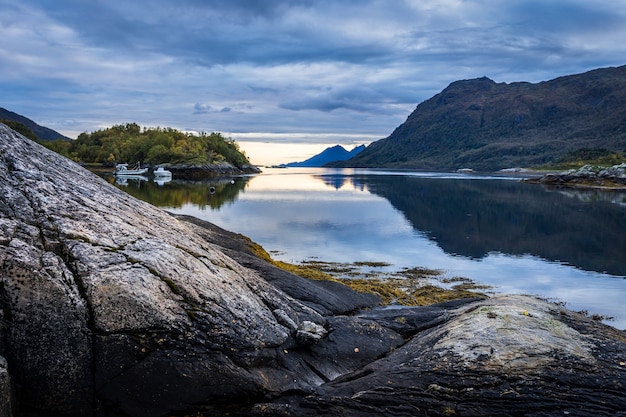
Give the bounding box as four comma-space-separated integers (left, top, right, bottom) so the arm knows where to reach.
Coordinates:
314, 172, 626, 277
101, 167, 626, 327
103, 175, 252, 210
114, 175, 148, 186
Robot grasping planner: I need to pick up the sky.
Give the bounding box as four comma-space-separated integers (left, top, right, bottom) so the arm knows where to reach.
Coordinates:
2, 0, 626, 165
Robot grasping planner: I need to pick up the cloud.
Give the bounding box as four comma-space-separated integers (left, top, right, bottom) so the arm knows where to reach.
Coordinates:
279, 85, 399, 114
193, 104, 234, 115
193, 103, 211, 114
2, 0, 626, 146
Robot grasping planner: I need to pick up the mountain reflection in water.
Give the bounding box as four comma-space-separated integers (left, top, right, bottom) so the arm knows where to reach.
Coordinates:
104, 168, 626, 328
325, 174, 626, 277
107, 169, 626, 277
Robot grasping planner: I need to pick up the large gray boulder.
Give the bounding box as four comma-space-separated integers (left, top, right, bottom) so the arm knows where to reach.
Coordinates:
0, 123, 374, 416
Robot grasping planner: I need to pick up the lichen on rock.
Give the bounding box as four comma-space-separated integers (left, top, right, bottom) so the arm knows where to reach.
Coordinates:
431, 295, 595, 371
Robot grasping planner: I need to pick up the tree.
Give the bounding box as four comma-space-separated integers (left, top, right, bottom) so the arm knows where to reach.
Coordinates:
38, 124, 251, 167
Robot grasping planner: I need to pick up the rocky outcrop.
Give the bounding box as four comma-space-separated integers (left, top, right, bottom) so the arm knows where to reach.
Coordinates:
0, 123, 375, 416
224, 295, 626, 417
530, 163, 626, 189
1, 123, 626, 417
167, 162, 261, 179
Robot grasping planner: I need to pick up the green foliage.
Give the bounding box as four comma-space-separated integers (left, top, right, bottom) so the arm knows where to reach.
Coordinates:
547, 148, 626, 170
40, 123, 250, 167
1, 119, 38, 141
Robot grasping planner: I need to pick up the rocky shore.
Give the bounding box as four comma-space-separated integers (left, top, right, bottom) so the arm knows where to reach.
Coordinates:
1, 123, 626, 417
166, 162, 261, 180
527, 163, 626, 189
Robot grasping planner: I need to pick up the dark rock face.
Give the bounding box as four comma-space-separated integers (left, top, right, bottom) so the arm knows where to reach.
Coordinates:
532, 163, 626, 188
221, 296, 626, 417
0, 124, 374, 416
0, 357, 12, 417
1, 123, 626, 417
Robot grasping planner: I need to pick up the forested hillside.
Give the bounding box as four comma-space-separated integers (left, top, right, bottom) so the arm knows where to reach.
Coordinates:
333, 65, 626, 171
42, 123, 250, 167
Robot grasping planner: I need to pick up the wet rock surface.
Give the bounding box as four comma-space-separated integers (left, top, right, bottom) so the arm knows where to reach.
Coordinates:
1, 124, 626, 417
0, 357, 12, 417
225, 296, 626, 417
530, 163, 626, 189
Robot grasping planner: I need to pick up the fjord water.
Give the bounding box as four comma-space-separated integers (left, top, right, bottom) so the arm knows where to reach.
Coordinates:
110, 168, 626, 329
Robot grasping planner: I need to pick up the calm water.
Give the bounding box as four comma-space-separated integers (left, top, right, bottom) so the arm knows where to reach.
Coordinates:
106, 168, 626, 329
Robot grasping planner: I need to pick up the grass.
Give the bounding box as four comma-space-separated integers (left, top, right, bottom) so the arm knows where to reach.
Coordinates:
538, 150, 626, 171
244, 239, 489, 307
245, 238, 340, 282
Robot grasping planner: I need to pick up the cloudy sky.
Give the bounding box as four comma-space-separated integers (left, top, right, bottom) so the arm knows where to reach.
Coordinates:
2, 0, 625, 164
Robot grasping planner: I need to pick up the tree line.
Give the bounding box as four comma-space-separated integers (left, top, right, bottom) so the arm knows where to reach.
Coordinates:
1, 119, 39, 141
41, 123, 250, 167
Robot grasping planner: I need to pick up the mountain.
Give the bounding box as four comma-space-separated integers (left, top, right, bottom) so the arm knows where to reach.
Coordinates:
0, 107, 70, 141
331, 65, 626, 171
281, 144, 365, 167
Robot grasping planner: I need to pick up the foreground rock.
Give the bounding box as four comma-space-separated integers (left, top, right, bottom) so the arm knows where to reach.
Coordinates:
250, 295, 626, 417
529, 163, 626, 189
0, 124, 376, 416
1, 123, 625, 417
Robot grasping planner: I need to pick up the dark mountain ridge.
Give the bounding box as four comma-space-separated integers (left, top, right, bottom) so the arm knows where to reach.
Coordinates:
333, 65, 626, 171
282, 144, 365, 167
0, 107, 70, 141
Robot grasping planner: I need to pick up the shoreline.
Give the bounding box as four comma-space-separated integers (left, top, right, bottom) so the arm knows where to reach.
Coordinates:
523, 163, 626, 190
176, 213, 618, 325
84, 161, 261, 178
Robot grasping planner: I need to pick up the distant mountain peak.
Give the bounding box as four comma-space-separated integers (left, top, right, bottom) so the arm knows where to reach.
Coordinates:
281, 144, 365, 167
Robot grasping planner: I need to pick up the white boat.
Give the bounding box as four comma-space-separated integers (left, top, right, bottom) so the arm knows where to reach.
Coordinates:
115, 162, 148, 176
153, 166, 172, 178
115, 175, 148, 186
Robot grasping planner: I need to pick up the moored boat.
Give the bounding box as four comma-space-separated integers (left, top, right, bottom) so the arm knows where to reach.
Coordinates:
115, 162, 148, 176
153, 166, 172, 178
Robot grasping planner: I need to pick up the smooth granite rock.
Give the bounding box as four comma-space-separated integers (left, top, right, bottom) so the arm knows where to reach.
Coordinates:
0, 124, 346, 416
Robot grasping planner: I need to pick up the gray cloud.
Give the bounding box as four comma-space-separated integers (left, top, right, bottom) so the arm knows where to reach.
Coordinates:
193, 103, 211, 114
2, 0, 625, 144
